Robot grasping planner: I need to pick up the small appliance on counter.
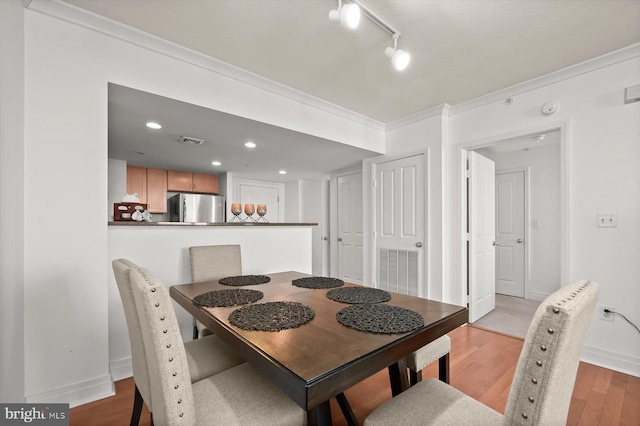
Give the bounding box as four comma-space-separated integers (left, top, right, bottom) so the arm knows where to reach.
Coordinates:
168, 193, 225, 223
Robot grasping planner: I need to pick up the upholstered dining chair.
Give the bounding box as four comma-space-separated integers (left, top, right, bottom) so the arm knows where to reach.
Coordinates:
365, 280, 598, 426
189, 245, 242, 339
129, 265, 306, 425
112, 259, 245, 426
404, 335, 451, 388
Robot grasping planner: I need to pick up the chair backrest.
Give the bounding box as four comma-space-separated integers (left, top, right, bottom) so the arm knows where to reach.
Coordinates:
503, 280, 598, 425
189, 245, 242, 282
112, 258, 153, 411
130, 266, 197, 425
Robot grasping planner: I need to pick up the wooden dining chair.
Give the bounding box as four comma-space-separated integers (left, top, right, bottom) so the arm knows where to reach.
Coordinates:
189, 245, 242, 339
365, 280, 598, 426
112, 259, 245, 426
129, 265, 306, 425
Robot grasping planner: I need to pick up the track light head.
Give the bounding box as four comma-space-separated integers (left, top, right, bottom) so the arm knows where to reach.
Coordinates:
329, 1, 360, 30
385, 34, 411, 71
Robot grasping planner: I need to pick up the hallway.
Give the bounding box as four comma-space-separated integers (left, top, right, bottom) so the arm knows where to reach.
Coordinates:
472, 294, 541, 339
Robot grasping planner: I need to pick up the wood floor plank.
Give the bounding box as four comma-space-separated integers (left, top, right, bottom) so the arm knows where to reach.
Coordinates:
69, 326, 640, 426
598, 372, 627, 425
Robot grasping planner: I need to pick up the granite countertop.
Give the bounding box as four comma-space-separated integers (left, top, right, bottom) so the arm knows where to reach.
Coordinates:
108, 221, 317, 226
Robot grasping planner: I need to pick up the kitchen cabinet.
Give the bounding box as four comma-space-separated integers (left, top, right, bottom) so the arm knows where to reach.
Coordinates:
146, 168, 168, 213
126, 166, 168, 213
167, 171, 218, 194
126, 166, 147, 203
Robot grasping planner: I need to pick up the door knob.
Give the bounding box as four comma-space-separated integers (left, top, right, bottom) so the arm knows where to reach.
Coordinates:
517, 238, 523, 243
338, 238, 343, 242
416, 242, 423, 248
323, 237, 328, 241
492, 241, 499, 246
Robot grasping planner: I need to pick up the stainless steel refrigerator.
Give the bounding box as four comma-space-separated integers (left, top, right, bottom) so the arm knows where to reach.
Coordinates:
168, 193, 225, 222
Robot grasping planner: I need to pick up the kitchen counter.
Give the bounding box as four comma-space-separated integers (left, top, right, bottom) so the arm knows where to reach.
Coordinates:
108, 221, 317, 226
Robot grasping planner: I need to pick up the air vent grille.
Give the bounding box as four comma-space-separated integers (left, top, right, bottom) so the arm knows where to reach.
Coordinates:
178, 136, 205, 146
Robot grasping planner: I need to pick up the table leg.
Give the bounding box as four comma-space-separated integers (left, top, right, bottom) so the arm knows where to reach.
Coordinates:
388, 358, 409, 397
307, 400, 332, 426
335, 392, 359, 426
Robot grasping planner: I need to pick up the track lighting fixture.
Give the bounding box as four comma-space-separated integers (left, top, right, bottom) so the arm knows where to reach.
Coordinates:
329, 0, 361, 30
329, 1, 411, 72
385, 34, 411, 71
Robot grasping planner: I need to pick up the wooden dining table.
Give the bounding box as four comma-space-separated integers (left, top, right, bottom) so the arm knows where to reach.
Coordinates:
170, 271, 468, 426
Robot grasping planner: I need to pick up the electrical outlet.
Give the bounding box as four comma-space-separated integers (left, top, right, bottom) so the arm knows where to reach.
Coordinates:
599, 305, 615, 322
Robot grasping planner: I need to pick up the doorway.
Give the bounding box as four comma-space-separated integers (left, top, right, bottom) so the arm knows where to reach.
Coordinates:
464, 126, 566, 324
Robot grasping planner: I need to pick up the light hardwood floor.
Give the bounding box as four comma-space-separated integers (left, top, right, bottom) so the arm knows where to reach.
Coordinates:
70, 326, 639, 425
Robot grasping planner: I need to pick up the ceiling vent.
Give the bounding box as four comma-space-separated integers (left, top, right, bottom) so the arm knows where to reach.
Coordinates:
178, 136, 205, 146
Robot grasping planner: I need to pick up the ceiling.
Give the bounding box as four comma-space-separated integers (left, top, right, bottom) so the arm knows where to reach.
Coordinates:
64, 0, 639, 181
108, 84, 378, 181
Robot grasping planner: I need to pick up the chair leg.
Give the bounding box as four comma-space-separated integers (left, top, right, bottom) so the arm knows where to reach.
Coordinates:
409, 369, 422, 387
335, 392, 359, 426
439, 353, 450, 384
130, 384, 143, 426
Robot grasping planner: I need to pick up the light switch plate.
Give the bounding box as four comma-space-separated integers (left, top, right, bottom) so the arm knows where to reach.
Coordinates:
597, 214, 617, 228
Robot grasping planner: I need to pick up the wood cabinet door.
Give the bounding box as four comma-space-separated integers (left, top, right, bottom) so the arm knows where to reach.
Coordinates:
126, 166, 147, 203
167, 170, 193, 192
192, 173, 219, 194
146, 168, 168, 213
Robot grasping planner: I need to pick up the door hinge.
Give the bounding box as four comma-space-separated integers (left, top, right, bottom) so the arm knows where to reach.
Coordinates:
372, 180, 377, 187
466, 233, 470, 241
373, 231, 377, 238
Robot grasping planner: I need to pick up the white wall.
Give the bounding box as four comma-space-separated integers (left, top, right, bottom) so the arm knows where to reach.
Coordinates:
108, 225, 313, 379
478, 143, 561, 300
0, 0, 26, 403
19, 1, 384, 405
447, 52, 640, 376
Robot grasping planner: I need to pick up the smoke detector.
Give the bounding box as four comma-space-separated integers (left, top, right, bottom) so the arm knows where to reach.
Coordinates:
178, 136, 205, 146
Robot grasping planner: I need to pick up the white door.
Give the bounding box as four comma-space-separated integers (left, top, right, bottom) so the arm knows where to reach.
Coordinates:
337, 173, 363, 284
375, 154, 425, 296
496, 171, 525, 297
468, 151, 496, 322
238, 183, 280, 222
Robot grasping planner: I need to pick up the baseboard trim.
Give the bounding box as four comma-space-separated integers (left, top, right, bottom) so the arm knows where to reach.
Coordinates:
110, 356, 133, 382
26, 374, 115, 408
526, 291, 549, 302
581, 345, 640, 378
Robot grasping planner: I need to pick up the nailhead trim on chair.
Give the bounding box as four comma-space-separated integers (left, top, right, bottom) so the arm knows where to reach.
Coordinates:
136, 269, 194, 423
510, 281, 592, 424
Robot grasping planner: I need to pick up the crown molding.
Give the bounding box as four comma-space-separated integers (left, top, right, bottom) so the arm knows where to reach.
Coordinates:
26, 0, 385, 132
450, 43, 640, 116
385, 103, 451, 131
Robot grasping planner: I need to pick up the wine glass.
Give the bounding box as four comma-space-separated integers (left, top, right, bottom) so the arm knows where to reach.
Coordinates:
244, 203, 256, 222
256, 204, 268, 222
230, 203, 243, 222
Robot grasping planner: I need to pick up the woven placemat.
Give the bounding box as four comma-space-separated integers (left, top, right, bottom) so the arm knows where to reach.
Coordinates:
326, 287, 391, 304
219, 275, 271, 286
292, 276, 344, 289
193, 289, 263, 308
228, 301, 315, 331
336, 304, 424, 334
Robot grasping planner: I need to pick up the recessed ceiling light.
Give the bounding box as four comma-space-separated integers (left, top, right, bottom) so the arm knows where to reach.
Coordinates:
244, 141, 257, 148
211, 161, 221, 166
146, 122, 162, 130
279, 170, 287, 175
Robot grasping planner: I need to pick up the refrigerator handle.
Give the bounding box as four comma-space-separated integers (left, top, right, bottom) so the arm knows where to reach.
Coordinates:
183, 198, 186, 222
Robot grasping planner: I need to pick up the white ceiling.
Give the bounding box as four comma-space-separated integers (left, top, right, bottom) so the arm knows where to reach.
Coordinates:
63, 0, 640, 181
108, 84, 378, 181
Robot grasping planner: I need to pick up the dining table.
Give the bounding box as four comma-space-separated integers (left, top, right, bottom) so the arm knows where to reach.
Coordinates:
170, 271, 468, 426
